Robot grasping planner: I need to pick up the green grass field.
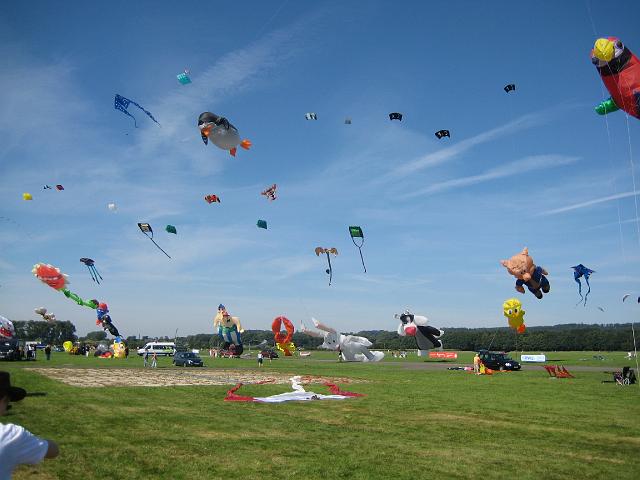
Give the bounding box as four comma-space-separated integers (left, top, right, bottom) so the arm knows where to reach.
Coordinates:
2, 351, 639, 479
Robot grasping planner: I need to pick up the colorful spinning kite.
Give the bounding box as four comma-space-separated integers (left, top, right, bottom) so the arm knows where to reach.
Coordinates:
23, 193, 32, 200
315, 247, 338, 285
572, 264, 595, 306
114, 94, 160, 127
261, 184, 277, 201
272, 316, 296, 356
137, 223, 171, 258
348, 226, 366, 273
205, 194, 221, 203
80, 258, 103, 284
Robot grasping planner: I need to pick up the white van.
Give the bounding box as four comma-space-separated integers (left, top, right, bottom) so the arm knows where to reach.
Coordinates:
137, 342, 176, 356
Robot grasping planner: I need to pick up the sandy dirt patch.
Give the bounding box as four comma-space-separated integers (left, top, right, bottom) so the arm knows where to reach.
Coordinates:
25, 368, 362, 388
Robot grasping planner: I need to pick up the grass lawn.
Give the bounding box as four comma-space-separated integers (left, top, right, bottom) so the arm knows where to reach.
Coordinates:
2, 351, 638, 479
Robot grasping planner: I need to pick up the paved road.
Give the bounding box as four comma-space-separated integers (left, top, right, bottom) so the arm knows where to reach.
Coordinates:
397, 362, 618, 372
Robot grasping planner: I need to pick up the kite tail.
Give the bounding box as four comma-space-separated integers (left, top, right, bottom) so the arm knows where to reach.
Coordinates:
150, 238, 171, 258
130, 100, 160, 126
357, 246, 367, 273
93, 266, 103, 283
326, 253, 333, 286
584, 277, 591, 307
351, 237, 366, 273
575, 277, 584, 306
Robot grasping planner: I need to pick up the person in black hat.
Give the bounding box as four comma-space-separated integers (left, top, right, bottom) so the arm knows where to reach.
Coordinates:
0, 371, 59, 477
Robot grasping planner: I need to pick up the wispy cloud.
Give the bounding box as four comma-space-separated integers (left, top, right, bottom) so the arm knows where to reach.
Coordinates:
400, 154, 579, 198
539, 191, 640, 216
382, 109, 558, 180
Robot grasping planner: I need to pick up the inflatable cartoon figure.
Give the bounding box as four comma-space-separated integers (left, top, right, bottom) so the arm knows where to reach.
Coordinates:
503, 298, 526, 334
113, 337, 126, 359
395, 310, 443, 355
300, 318, 384, 362
213, 304, 244, 355
501, 247, 550, 299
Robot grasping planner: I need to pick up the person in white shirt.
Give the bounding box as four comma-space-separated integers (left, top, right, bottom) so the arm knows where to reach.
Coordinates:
0, 371, 59, 479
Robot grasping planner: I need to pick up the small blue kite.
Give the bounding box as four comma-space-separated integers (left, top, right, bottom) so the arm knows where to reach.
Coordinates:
114, 94, 160, 128
572, 264, 595, 306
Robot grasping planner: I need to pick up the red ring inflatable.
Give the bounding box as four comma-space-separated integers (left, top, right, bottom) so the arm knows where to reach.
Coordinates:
272, 316, 294, 344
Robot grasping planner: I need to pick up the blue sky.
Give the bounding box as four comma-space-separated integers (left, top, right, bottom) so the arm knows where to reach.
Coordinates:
1, 0, 640, 337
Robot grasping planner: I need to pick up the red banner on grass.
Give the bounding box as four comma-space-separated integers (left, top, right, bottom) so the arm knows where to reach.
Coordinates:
429, 351, 458, 359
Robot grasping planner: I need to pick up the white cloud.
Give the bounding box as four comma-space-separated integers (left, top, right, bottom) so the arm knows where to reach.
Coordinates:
539, 191, 640, 216
382, 109, 557, 180
400, 154, 579, 198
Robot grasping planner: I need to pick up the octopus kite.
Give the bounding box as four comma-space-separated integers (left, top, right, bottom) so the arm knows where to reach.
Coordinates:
591, 37, 640, 119
572, 264, 595, 306
80, 258, 103, 284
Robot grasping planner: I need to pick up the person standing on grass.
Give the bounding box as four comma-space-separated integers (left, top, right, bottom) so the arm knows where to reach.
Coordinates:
143, 348, 149, 367
473, 353, 480, 374
0, 371, 60, 478
257, 352, 263, 367
151, 352, 158, 368
44, 345, 51, 361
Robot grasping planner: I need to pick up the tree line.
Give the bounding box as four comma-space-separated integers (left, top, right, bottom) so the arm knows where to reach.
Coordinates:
12, 320, 638, 352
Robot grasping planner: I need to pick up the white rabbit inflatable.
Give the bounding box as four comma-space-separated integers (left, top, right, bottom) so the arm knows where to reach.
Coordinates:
300, 318, 384, 362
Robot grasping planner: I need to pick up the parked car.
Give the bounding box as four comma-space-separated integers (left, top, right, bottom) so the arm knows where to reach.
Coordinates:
0, 339, 20, 361
173, 352, 204, 367
478, 350, 521, 371
261, 349, 279, 359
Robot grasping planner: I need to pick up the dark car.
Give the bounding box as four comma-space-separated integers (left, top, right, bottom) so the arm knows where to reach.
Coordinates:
478, 350, 521, 371
173, 352, 204, 367
261, 349, 278, 359
0, 339, 20, 361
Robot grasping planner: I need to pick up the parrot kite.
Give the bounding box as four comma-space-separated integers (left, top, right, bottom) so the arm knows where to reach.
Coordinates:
591, 37, 640, 119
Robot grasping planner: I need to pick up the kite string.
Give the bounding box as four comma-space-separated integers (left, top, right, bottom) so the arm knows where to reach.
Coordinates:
584, 0, 627, 260
351, 237, 367, 273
